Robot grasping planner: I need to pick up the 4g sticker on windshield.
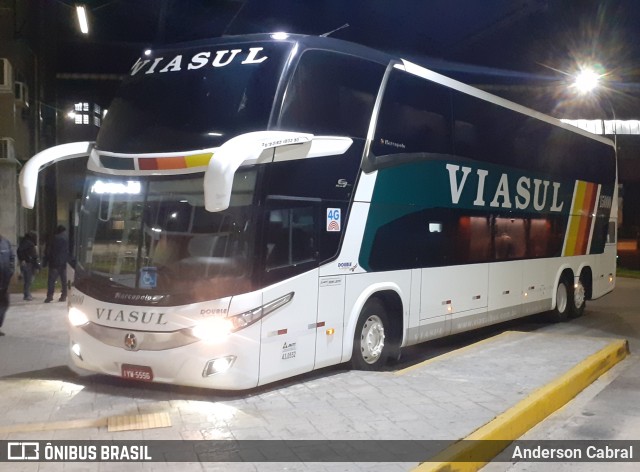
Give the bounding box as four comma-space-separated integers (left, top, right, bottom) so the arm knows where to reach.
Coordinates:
327, 208, 341, 232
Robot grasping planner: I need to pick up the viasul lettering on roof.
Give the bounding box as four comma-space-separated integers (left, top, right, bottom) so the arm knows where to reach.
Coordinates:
130, 47, 268, 76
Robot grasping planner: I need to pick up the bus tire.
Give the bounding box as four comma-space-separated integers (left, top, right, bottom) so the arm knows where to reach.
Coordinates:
547, 276, 571, 322
569, 277, 586, 318
352, 298, 390, 371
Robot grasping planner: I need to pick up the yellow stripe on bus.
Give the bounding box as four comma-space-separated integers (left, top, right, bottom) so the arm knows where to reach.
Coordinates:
564, 181, 587, 256
184, 153, 213, 168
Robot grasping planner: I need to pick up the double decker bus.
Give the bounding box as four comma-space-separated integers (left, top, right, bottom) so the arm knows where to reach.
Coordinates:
19, 33, 617, 390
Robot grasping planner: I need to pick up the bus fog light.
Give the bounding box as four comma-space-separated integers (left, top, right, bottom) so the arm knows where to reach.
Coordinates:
69, 307, 89, 327
191, 317, 233, 343
203, 356, 236, 377
71, 342, 83, 360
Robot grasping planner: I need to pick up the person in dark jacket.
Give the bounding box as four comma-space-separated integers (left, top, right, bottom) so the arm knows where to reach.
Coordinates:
44, 225, 69, 303
0, 233, 15, 332
17, 231, 40, 301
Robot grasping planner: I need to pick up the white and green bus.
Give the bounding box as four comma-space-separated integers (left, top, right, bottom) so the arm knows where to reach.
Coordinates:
19, 33, 617, 390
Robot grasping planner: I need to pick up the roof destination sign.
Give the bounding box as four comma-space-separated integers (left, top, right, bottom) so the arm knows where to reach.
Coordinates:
130, 47, 269, 76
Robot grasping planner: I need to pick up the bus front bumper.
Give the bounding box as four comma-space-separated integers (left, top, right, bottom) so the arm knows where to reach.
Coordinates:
68, 323, 262, 391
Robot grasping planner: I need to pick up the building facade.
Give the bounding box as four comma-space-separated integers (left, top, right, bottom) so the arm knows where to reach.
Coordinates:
0, 0, 59, 247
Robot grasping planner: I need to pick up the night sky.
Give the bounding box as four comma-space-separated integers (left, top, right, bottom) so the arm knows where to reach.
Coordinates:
52, 0, 640, 118
24, 0, 640, 236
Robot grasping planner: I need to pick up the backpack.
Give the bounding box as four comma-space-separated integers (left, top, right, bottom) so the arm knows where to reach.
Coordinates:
17, 239, 29, 262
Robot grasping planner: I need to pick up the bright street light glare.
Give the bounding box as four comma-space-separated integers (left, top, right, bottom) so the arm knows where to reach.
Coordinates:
76, 5, 89, 34
574, 68, 601, 94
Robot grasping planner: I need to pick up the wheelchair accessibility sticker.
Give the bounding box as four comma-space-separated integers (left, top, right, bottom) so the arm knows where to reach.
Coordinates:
139, 267, 158, 289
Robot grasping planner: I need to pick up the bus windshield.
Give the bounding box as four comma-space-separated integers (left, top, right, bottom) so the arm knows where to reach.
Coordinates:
75, 169, 258, 304
96, 41, 292, 153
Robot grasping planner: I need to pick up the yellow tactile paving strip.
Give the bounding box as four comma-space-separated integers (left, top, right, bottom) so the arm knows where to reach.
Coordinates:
107, 412, 172, 432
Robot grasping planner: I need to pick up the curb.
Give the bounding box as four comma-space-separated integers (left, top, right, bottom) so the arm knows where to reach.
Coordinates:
413, 338, 629, 472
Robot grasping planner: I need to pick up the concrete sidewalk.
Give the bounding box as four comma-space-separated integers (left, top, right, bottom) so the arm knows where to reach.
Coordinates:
0, 291, 629, 471
482, 354, 640, 472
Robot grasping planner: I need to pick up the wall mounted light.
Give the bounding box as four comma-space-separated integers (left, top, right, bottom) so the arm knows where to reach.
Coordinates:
76, 4, 89, 34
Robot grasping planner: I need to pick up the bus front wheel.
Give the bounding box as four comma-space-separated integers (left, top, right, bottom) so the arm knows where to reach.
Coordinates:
352, 299, 390, 370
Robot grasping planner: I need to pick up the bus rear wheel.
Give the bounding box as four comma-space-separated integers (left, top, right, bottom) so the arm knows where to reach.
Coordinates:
547, 277, 571, 323
352, 299, 390, 370
569, 278, 586, 318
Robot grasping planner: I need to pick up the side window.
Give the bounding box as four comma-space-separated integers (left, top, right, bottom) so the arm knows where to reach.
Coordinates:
452, 92, 527, 166
493, 217, 526, 260
367, 209, 567, 271
370, 69, 452, 158
279, 50, 385, 138
451, 90, 616, 185
0, 58, 13, 92
265, 202, 318, 274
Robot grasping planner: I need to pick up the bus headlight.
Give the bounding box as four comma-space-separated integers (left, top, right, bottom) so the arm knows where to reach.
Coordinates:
191, 317, 234, 343
68, 307, 90, 327
228, 292, 294, 331
192, 292, 295, 341
229, 306, 263, 331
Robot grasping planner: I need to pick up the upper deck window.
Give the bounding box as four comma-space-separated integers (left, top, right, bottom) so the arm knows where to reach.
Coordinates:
371, 68, 453, 157
96, 42, 292, 153
278, 50, 385, 139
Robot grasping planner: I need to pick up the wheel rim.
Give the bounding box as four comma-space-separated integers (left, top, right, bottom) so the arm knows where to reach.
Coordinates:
574, 281, 585, 309
360, 315, 385, 364
557, 282, 568, 314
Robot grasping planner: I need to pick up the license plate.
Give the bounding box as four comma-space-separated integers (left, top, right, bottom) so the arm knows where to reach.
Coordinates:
121, 364, 154, 382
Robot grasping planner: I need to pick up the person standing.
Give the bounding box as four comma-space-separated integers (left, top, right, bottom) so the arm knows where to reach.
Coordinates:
44, 225, 69, 303
0, 232, 15, 333
17, 231, 40, 301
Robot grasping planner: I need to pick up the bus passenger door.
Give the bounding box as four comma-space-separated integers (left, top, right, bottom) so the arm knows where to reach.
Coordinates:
258, 202, 320, 386
315, 275, 345, 369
